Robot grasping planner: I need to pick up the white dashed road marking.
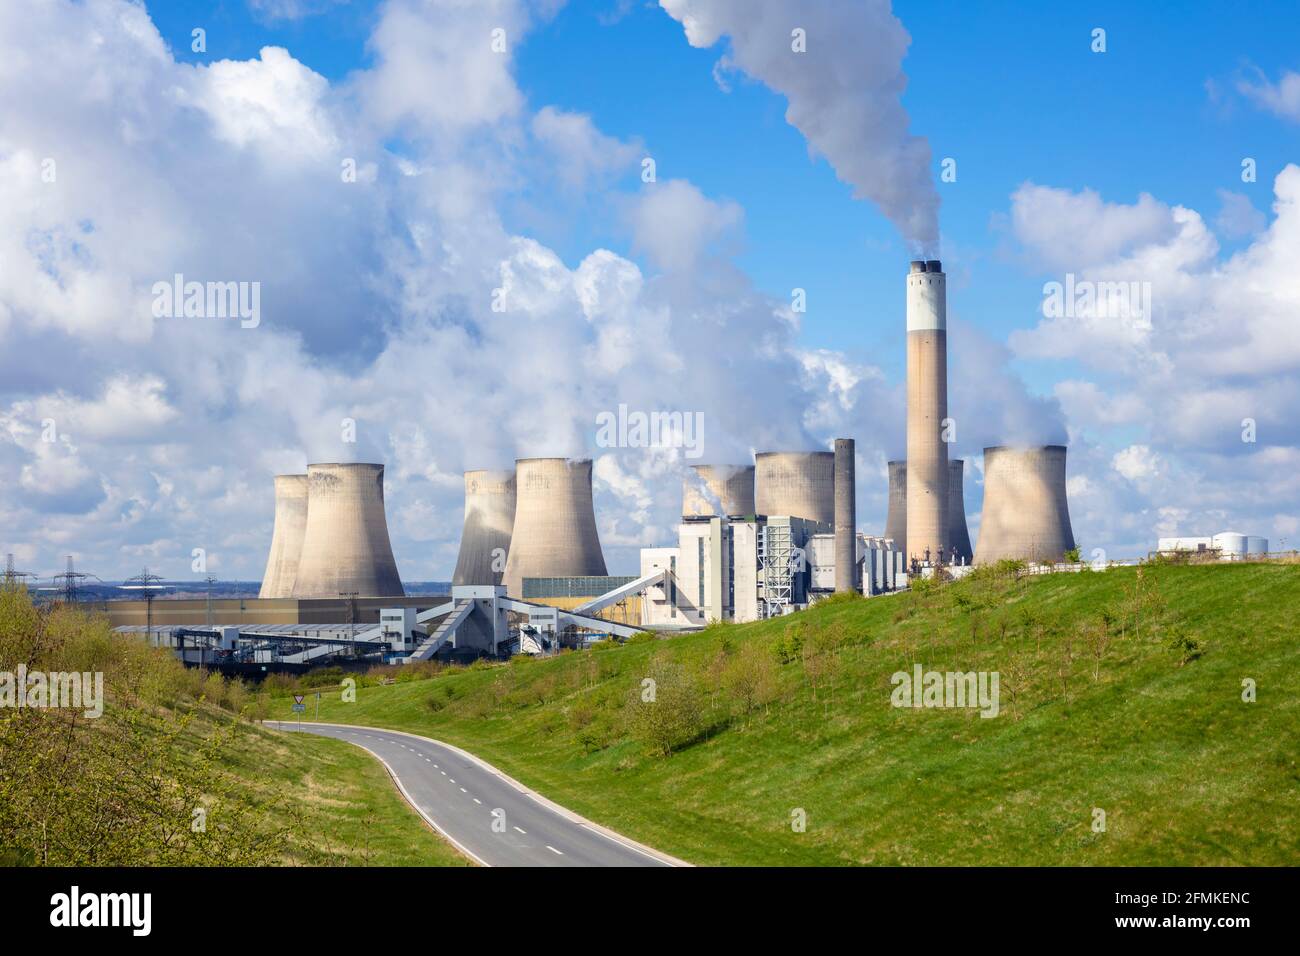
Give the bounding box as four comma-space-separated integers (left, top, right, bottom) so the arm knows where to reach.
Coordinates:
546, 845, 563, 856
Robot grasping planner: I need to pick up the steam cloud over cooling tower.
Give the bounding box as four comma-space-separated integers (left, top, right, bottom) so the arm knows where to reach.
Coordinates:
755, 451, 835, 524
258, 474, 308, 599
834, 438, 857, 592
292, 463, 404, 597
502, 458, 608, 597
452, 469, 516, 587
974, 445, 1076, 565
906, 259, 949, 563
947, 459, 974, 564
682, 464, 756, 517
884, 460, 907, 553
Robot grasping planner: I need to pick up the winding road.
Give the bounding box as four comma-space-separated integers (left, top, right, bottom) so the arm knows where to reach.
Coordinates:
266, 721, 682, 867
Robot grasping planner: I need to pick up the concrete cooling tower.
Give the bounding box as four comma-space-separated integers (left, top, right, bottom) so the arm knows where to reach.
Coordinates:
682, 464, 755, 517
974, 445, 1076, 565
834, 438, 857, 593
452, 469, 516, 587
755, 451, 835, 524
502, 458, 608, 597
258, 474, 308, 598
947, 459, 973, 565
906, 259, 949, 564
292, 463, 404, 597
884, 460, 907, 553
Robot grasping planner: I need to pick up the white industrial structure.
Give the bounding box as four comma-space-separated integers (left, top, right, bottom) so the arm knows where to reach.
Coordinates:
1156, 533, 1269, 559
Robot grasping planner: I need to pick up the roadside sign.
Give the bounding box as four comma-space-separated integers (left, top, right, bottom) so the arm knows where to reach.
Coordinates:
293, 694, 304, 704
292, 702, 306, 713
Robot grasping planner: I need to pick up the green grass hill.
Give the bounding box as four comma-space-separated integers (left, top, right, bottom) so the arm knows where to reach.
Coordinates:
269, 562, 1300, 866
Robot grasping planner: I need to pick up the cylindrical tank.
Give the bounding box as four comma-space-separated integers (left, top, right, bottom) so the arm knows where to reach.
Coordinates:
947, 459, 973, 565
502, 458, 608, 597
682, 464, 756, 517
258, 474, 308, 598
834, 438, 857, 592
906, 259, 948, 564
452, 469, 516, 586
754, 451, 835, 524
974, 445, 1076, 564
292, 463, 404, 597
884, 460, 907, 554
1245, 535, 1269, 556
1212, 532, 1247, 558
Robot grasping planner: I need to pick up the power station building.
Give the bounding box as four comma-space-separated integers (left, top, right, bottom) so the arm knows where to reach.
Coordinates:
452, 469, 516, 587
682, 464, 755, 517
755, 451, 835, 525
974, 445, 1076, 565
259, 474, 308, 598
502, 457, 608, 598
292, 462, 405, 597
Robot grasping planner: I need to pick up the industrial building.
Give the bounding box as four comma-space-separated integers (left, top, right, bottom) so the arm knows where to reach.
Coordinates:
1156, 533, 1269, 559
974, 445, 1076, 564
754, 451, 836, 525
682, 464, 755, 517
259, 474, 308, 598
502, 457, 608, 597
947, 459, 973, 565
290, 462, 404, 598
452, 469, 516, 586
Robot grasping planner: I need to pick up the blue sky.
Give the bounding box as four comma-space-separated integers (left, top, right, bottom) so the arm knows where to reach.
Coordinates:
2, 0, 1298, 580
145, 0, 1299, 387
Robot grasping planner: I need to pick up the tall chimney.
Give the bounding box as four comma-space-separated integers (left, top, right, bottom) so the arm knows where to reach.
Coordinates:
905, 259, 948, 565
833, 438, 857, 592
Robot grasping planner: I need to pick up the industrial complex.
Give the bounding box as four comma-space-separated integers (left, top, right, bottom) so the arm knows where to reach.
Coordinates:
56, 259, 1267, 672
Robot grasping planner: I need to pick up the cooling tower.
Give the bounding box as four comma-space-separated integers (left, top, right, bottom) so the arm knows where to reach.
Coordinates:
682, 464, 755, 517
974, 446, 1076, 564
452, 469, 516, 586
502, 458, 608, 597
884, 460, 907, 553
292, 463, 404, 597
755, 451, 835, 524
258, 474, 308, 598
906, 259, 949, 564
947, 459, 973, 565
834, 438, 857, 592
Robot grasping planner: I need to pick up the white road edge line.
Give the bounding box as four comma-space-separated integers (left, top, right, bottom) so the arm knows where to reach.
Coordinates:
269, 721, 689, 867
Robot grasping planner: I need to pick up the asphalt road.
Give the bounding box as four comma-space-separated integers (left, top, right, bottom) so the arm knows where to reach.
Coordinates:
267, 721, 677, 867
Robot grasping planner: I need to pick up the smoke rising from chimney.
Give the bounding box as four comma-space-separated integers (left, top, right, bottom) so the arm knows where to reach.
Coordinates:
660, 0, 941, 254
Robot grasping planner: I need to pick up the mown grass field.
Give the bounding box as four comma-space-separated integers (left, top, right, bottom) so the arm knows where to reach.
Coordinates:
269, 563, 1300, 866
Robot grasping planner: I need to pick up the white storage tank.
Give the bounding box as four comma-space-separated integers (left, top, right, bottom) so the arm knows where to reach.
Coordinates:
1245, 535, 1269, 556
1212, 532, 1247, 558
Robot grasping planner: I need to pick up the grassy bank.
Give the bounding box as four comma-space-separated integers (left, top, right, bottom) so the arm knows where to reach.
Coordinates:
270, 562, 1300, 866
0, 587, 466, 866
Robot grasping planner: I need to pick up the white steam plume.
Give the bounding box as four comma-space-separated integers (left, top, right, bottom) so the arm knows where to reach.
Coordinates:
659, 0, 940, 254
